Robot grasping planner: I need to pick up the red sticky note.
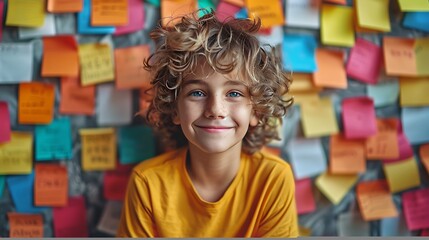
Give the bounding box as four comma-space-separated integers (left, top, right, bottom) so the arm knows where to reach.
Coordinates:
216, 1, 241, 22
402, 188, 429, 231
346, 38, 382, 85
103, 162, 134, 201
383, 120, 414, 163
342, 96, 377, 139
295, 178, 316, 215
0, 2, 4, 41
422, 229, 429, 236
53, 196, 89, 237
0, 102, 11, 143
114, 0, 144, 35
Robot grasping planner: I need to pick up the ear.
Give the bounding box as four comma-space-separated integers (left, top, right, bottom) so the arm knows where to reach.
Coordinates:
172, 111, 181, 125
249, 112, 258, 127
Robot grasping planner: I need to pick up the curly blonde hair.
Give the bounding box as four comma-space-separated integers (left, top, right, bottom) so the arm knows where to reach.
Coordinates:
144, 10, 293, 154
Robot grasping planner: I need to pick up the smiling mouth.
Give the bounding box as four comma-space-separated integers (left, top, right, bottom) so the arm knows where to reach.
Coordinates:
196, 126, 233, 133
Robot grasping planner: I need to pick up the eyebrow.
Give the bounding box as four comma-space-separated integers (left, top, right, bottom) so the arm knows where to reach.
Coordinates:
181, 79, 248, 88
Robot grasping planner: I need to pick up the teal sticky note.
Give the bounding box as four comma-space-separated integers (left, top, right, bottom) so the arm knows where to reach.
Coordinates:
367, 80, 399, 108
35, 118, 72, 160
7, 172, 48, 213
0, 176, 5, 198
403, 12, 429, 33
282, 34, 317, 73
145, 0, 160, 7
78, 0, 115, 34
198, 0, 215, 15
235, 8, 248, 19
119, 125, 156, 164
402, 106, 429, 145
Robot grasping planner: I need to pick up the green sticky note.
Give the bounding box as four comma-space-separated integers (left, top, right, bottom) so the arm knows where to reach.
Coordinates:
119, 125, 156, 164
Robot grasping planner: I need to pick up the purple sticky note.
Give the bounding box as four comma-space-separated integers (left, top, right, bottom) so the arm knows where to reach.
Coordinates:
0, 102, 11, 143
53, 196, 89, 237
346, 38, 382, 85
402, 188, 429, 231
216, 1, 241, 22
342, 96, 377, 139
0, 2, 4, 42
114, 0, 144, 35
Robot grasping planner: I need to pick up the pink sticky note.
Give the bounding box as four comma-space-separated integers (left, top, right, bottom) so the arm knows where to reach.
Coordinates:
342, 97, 378, 139
346, 38, 382, 85
402, 188, 429, 231
216, 1, 241, 22
103, 164, 133, 201
53, 196, 89, 237
295, 178, 316, 215
422, 229, 429, 236
0, 102, 11, 143
382, 132, 414, 163
0, 2, 4, 41
114, 0, 144, 35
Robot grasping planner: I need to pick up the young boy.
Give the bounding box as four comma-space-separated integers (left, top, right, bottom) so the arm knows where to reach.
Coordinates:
117, 10, 298, 237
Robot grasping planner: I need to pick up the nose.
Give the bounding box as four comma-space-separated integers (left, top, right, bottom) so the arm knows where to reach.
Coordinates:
204, 94, 227, 119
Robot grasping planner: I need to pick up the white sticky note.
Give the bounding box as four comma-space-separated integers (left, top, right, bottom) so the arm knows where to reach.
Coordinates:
0, 43, 33, 84
97, 201, 123, 236
256, 26, 283, 47
338, 212, 370, 236
96, 84, 132, 126
401, 106, 429, 144
285, 0, 320, 29
18, 13, 56, 39
367, 79, 399, 108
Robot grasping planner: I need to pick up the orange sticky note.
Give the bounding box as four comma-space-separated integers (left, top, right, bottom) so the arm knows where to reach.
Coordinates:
366, 119, 400, 160
114, 45, 151, 90
383, 37, 417, 77
8, 213, 44, 237
161, 0, 197, 27
313, 48, 347, 89
330, 133, 366, 174
324, 0, 346, 4
47, 0, 83, 13
42, 36, 79, 77
91, 0, 128, 26
19, 82, 55, 124
246, 0, 284, 28
290, 73, 322, 93
35, 164, 68, 207
60, 77, 95, 115
356, 180, 398, 221
420, 144, 429, 174
224, 0, 245, 7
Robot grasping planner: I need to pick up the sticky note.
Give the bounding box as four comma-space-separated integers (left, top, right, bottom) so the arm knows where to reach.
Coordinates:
0, 43, 33, 84
402, 188, 429, 230
0, 102, 11, 143
34, 164, 68, 207
338, 212, 369, 236
295, 178, 316, 215
114, 45, 151, 89
42, 36, 79, 77
53, 196, 89, 237
119, 125, 156, 164
330, 134, 365, 174
215, 1, 241, 22
114, 0, 144, 35
356, 0, 390, 32
366, 118, 400, 160
383, 130, 414, 162
6, 0, 45, 27
146, 0, 160, 7
321, 4, 355, 47
97, 84, 132, 125
414, 38, 429, 76
47, 0, 83, 13
77, 0, 115, 34
287, 138, 327, 180
356, 180, 398, 221
0, 132, 33, 175
246, 0, 284, 28
282, 34, 317, 73
346, 38, 382, 85
60, 76, 95, 115
161, 0, 197, 27
0, 176, 5, 198
289, 73, 321, 93
35, 118, 72, 161
383, 37, 416, 77
300, 98, 339, 137
19, 14, 56, 39
420, 144, 429, 174
7, 173, 48, 213
80, 128, 116, 171
291, 91, 320, 106
18, 82, 55, 124
367, 78, 399, 108
285, 0, 319, 29
91, 0, 128, 26
342, 96, 377, 139
0, 2, 4, 41
198, 0, 215, 17
78, 43, 115, 86
315, 172, 358, 205
96, 201, 123, 236
8, 213, 44, 237
383, 157, 421, 193
381, 214, 411, 236
104, 168, 131, 201
313, 48, 347, 89
403, 12, 429, 33
401, 106, 429, 144
257, 26, 283, 47
398, 0, 429, 11
400, 77, 429, 106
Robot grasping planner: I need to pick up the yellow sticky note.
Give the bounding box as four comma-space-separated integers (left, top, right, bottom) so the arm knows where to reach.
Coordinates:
290, 73, 322, 93
301, 98, 339, 137
383, 157, 421, 193
321, 4, 355, 47
79, 128, 116, 171
356, 0, 390, 32
315, 172, 359, 205
246, 0, 284, 28
0, 132, 33, 175
400, 77, 429, 106
414, 38, 429, 76
78, 43, 114, 86
6, 0, 45, 27
398, 0, 429, 11
291, 91, 320, 106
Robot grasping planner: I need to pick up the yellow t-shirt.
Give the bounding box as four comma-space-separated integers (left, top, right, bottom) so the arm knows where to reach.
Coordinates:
117, 147, 299, 237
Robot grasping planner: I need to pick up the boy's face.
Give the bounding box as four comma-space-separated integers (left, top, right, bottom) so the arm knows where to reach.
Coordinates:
173, 65, 258, 154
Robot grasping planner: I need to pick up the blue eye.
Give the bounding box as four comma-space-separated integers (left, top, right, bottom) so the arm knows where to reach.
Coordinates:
189, 91, 205, 97
227, 91, 242, 98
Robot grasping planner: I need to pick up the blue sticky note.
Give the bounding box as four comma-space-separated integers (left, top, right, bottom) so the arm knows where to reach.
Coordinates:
77, 0, 115, 35
381, 215, 411, 236
35, 118, 72, 161
235, 8, 248, 19
7, 173, 48, 213
198, 0, 215, 17
282, 34, 317, 73
367, 80, 399, 108
0, 176, 5, 198
402, 106, 429, 145
145, 0, 160, 7
403, 12, 429, 33
119, 125, 156, 164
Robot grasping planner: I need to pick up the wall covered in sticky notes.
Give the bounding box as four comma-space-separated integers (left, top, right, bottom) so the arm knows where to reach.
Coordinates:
1, 0, 429, 237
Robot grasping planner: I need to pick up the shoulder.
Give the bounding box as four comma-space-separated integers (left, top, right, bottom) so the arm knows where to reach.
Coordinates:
248, 149, 293, 177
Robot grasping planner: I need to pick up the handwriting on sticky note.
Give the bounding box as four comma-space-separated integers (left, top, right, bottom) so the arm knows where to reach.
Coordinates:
78, 43, 114, 86
330, 134, 365, 174
80, 128, 116, 171
35, 164, 68, 206
47, 0, 83, 13
357, 180, 398, 221
0, 132, 33, 175
0, 102, 11, 143
8, 213, 43, 237
91, 0, 128, 26
18, 82, 55, 124
114, 45, 151, 89
383, 37, 417, 76
402, 188, 429, 231
60, 77, 95, 115
366, 119, 400, 159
